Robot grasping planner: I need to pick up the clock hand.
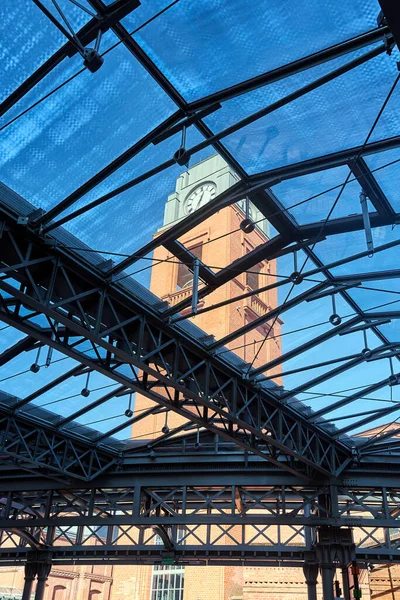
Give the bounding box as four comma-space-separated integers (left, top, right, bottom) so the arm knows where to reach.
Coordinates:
196, 191, 205, 209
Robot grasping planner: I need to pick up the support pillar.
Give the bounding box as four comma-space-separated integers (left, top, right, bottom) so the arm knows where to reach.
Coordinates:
22, 561, 38, 600
321, 564, 334, 600
303, 561, 318, 600
342, 565, 351, 600
315, 524, 355, 600
34, 560, 52, 600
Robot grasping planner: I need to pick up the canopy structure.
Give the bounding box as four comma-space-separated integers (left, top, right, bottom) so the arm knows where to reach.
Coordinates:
1, 0, 400, 577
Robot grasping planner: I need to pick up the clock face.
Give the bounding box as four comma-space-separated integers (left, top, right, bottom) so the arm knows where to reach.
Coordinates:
184, 182, 216, 215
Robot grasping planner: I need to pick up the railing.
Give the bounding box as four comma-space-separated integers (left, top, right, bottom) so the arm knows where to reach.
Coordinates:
163, 287, 192, 307
244, 292, 270, 317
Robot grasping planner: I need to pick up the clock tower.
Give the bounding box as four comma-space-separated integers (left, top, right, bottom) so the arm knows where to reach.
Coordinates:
162, 153, 270, 237
152, 153, 278, 358
133, 154, 281, 439
116, 156, 285, 600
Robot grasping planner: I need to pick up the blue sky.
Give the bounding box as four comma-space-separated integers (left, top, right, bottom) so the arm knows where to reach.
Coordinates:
1, 0, 400, 439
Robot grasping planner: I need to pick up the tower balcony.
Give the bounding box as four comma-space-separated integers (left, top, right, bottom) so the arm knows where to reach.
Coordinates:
163, 287, 192, 307
243, 291, 270, 318
162, 287, 205, 313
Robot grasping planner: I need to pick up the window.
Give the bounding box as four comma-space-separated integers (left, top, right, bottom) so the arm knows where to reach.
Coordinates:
151, 569, 185, 600
52, 586, 67, 600
176, 244, 203, 289
246, 264, 261, 290
151, 529, 185, 600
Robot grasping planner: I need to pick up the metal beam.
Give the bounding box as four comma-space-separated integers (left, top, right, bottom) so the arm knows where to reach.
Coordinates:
333, 399, 400, 436
187, 26, 391, 111
358, 424, 400, 450
105, 179, 248, 276
40, 42, 390, 235
0, 336, 37, 367
298, 211, 398, 238
280, 344, 393, 401
0, 478, 400, 566
165, 234, 289, 318
249, 136, 400, 185
56, 385, 127, 427
13, 365, 85, 410
378, 0, 400, 51
0, 199, 351, 477
0, 0, 140, 118
36, 110, 182, 229
208, 282, 331, 351
250, 316, 360, 377
311, 373, 400, 421
300, 245, 396, 360
0, 479, 399, 529
0, 403, 119, 481
349, 157, 395, 219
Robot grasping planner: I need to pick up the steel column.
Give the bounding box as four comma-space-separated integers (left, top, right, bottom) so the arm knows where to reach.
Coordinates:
321, 565, 335, 600
34, 560, 52, 600
303, 562, 319, 600
341, 566, 351, 600
22, 561, 37, 600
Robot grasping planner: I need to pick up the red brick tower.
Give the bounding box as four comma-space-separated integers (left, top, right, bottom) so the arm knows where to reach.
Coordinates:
132, 154, 282, 439
108, 155, 283, 600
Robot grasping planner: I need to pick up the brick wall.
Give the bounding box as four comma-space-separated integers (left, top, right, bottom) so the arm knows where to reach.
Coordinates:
132, 204, 281, 440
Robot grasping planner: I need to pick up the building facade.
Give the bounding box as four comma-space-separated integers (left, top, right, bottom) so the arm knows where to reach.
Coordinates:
0, 563, 113, 600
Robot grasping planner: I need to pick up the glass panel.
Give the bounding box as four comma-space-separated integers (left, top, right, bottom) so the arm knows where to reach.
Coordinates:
365, 148, 400, 212
1, 1, 65, 98
135, 0, 380, 100
223, 51, 397, 175
1, 31, 177, 212
271, 165, 375, 225
316, 226, 400, 277
151, 564, 184, 600
53, 127, 212, 265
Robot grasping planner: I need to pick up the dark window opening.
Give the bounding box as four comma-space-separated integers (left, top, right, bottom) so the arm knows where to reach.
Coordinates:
177, 244, 203, 290
246, 264, 261, 290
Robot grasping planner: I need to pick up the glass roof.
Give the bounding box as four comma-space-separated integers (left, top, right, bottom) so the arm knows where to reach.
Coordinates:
1, 0, 400, 470
135, 0, 381, 100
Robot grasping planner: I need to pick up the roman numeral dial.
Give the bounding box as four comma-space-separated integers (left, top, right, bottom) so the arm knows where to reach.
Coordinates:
184, 182, 216, 215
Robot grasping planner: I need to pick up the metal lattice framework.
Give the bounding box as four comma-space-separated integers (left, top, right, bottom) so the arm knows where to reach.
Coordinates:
1, 0, 400, 571
2, 457, 400, 565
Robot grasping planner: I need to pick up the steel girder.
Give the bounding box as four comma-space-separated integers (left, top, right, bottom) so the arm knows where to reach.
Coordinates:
0, 398, 120, 482
1, 0, 398, 378
0, 203, 351, 479
250, 135, 400, 187
3, 477, 400, 529
0, 0, 140, 118
378, 0, 400, 52
2, 469, 400, 565
187, 26, 392, 111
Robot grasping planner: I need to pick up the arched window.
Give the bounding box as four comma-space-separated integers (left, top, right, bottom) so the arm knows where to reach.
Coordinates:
52, 585, 66, 600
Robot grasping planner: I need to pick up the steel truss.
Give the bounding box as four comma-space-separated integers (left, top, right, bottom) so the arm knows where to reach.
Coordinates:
0, 196, 355, 480
1, 0, 400, 579
2, 466, 400, 566
0, 402, 119, 482
1, 186, 400, 481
